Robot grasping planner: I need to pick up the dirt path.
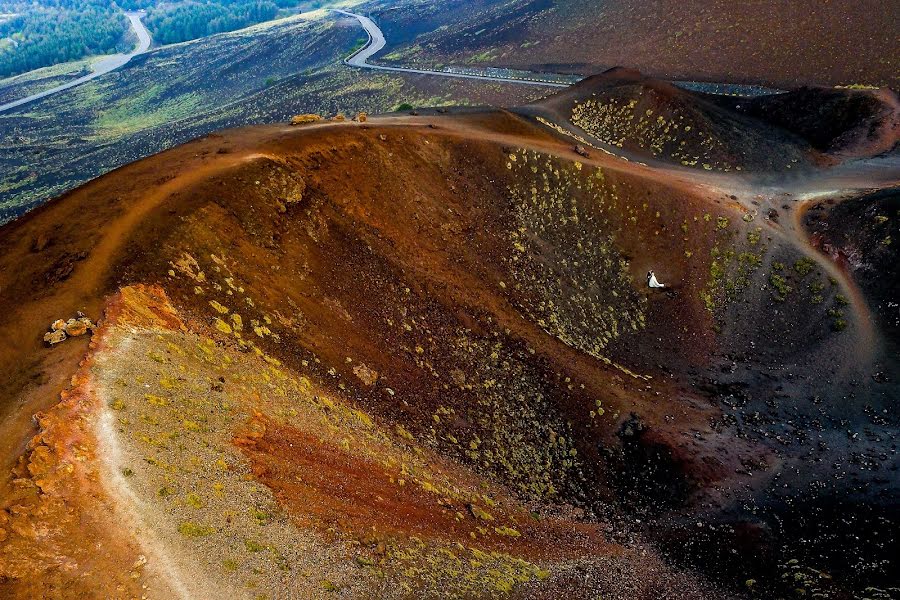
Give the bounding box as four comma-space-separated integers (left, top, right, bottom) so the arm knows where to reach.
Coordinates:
0, 135, 272, 486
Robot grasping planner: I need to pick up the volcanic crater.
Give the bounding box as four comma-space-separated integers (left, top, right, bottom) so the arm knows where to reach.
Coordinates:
0, 70, 898, 599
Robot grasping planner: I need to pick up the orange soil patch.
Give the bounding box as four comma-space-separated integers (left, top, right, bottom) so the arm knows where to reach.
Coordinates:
235, 412, 612, 561
0, 289, 178, 598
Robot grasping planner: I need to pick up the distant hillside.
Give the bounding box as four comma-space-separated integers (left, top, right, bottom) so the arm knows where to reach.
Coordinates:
373, 0, 900, 89
0, 11, 550, 221
0, 0, 342, 78
522, 68, 899, 172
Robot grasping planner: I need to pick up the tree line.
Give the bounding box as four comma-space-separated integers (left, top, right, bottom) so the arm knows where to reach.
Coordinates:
0, 0, 315, 79
0, 1, 127, 78
142, 1, 283, 45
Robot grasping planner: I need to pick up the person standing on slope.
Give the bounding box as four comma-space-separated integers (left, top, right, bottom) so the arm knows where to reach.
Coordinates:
647, 270, 665, 288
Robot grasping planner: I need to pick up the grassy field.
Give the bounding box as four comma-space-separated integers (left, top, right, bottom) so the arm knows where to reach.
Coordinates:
0, 56, 93, 104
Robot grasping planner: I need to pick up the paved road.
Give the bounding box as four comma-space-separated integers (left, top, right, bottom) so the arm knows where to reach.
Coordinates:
335, 10, 785, 96
0, 11, 152, 114
334, 9, 568, 88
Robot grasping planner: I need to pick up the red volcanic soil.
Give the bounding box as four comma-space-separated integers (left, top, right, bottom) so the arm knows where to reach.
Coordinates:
235, 412, 615, 562
0, 93, 896, 598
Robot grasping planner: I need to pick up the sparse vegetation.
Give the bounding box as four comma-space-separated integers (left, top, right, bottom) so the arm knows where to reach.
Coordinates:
178, 521, 215, 537
793, 256, 816, 276
769, 272, 791, 301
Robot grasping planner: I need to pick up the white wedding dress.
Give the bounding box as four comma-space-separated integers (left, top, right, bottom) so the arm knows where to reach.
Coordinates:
648, 273, 665, 288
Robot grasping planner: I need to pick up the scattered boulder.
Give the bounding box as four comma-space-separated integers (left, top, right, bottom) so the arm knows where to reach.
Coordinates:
44, 314, 95, 346
290, 114, 323, 126
574, 145, 591, 158
43, 330, 66, 345
355, 112, 368, 123
64, 318, 89, 337
352, 363, 379, 386
331, 113, 346, 122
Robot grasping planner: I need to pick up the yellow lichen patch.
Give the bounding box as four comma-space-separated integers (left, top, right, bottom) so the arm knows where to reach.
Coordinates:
145, 394, 168, 407
386, 541, 549, 596
494, 526, 521, 538
213, 318, 232, 335
469, 505, 494, 521
209, 300, 229, 314
395, 424, 415, 443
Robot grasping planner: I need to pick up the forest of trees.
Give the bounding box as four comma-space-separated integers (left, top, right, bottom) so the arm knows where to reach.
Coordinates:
143, 1, 284, 45
0, 1, 128, 78
0, 0, 320, 79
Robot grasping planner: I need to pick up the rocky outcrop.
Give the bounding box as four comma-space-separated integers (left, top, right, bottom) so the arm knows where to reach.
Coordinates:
290, 113, 323, 126
42, 313, 94, 345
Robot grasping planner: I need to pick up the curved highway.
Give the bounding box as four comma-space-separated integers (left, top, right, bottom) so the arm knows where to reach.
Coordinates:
0, 11, 152, 114
334, 9, 568, 88
335, 10, 784, 96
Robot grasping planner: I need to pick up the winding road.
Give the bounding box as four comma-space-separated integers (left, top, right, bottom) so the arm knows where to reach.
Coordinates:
0, 11, 151, 114
335, 10, 784, 96
335, 9, 569, 88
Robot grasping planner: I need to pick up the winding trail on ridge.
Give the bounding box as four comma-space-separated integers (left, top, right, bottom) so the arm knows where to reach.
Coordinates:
0, 11, 152, 114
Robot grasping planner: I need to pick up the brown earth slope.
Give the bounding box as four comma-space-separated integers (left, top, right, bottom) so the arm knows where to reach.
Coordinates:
521, 68, 900, 172
374, 0, 900, 88
0, 98, 897, 598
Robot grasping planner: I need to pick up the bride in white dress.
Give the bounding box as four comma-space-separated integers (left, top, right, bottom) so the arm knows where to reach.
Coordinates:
647, 270, 665, 288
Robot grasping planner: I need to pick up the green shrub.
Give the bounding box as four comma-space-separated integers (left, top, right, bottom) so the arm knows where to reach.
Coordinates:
793, 257, 816, 276
179, 522, 215, 537
769, 273, 791, 300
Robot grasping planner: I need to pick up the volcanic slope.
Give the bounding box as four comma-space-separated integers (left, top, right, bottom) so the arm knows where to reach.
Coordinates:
372, 0, 900, 89
0, 91, 897, 598
523, 68, 900, 173
0, 9, 551, 223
